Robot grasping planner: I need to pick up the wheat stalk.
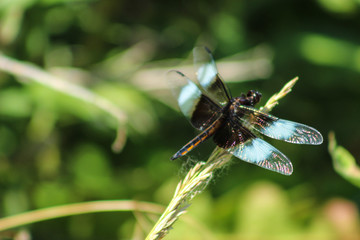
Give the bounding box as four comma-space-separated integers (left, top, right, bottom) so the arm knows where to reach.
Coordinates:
146, 147, 232, 240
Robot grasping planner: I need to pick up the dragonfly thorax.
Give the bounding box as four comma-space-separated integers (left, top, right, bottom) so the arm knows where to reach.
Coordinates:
224, 90, 262, 120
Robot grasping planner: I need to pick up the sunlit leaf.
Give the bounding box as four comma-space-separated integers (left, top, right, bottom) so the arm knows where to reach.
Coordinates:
235, 182, 295, 235
328, 132, 360, 188
3, 190, 29, 216
33, 182, 72, 208
40, 0, 93, 5
317, 0, 357, 14
27, 83, 113, 127
299, 34, 360, 72
94, 84, 156, 135
210, 13, 244, 53
0, 88, 33, 117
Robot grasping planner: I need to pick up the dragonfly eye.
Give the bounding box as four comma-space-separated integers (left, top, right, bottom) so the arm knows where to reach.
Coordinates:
246, 90, 262, 106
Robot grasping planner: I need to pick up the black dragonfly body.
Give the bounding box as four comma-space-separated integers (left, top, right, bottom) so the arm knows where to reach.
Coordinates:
167, 47, 323, 175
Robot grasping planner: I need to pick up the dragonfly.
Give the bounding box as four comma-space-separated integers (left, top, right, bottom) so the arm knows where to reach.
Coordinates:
167, 47, 323, 175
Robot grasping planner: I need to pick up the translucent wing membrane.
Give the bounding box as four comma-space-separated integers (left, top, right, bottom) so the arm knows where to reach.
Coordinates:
166, 70, 222, 130
193, 46, 231, 106
227, 138, 293, 175
212, 120, 293, 175
235, 104, 323, 145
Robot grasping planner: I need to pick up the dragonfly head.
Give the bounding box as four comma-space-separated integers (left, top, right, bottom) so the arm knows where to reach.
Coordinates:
247, 90, 262, 106
237, 90, 262, 106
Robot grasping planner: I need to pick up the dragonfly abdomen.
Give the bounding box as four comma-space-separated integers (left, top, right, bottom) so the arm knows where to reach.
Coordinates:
171, 119, 223, 160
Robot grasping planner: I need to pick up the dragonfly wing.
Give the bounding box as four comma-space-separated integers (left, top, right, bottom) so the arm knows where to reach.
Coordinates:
193, 46, 231, 106
228, 138, 293, 175
234, 104, 323, 145
167, 70, 222, 130
213, 120, 293, 175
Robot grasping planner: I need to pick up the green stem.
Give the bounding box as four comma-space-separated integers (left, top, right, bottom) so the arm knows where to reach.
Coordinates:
0, 200, 164, 231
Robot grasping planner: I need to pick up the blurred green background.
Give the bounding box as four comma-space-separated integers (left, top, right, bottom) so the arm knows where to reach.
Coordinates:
1, 0, 360, 239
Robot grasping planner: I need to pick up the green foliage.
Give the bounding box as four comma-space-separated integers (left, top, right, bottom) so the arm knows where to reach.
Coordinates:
33, 181, 72, 208
0, 0, 359, 239
300, 34, 360, 71
169, 182, 346, 239
329, 132, 360, 188
0, 88, 32, 117
69, 144, 115, 197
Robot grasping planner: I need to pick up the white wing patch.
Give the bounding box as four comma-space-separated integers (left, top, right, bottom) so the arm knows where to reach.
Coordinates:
227, 138, 293, 175
178, 80, 201, 117
235, 105, 323, 145
197, 63, 218, 88
259, 119, 323, 145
